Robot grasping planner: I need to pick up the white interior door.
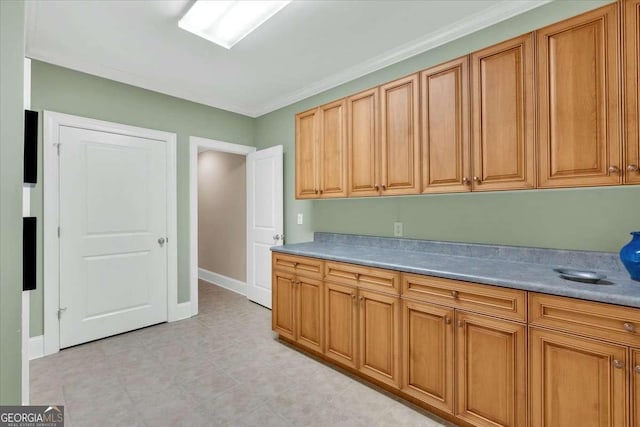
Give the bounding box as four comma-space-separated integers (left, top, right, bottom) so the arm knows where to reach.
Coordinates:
59, 126, 168, 348
246, 145, 283, 309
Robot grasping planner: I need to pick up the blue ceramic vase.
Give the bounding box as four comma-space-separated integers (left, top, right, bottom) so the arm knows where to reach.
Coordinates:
620, 232, 640, 281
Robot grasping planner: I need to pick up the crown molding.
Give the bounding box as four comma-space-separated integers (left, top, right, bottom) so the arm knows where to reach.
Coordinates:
26, 0, 552, 118
252, 0, 552, 117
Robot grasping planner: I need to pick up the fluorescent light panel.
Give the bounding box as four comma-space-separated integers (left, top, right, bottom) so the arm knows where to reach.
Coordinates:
179, 0, 291, 49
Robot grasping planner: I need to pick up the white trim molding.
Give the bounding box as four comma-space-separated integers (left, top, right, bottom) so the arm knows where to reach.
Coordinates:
29, 336, 44, 361
43, 111, 178, 356
175, 302, 193, 322
198, 268, 247, 296
189, 136, 255, 317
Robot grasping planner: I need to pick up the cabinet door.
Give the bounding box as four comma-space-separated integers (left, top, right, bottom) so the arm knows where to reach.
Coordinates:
471, 34, 535, 191
319, 99, 348, 198
324, 282, 358, 369
358, 289, 401, 388
295, 108, 319, 198
295, 276, 323, 353
538, 4, 621, 188
456, 312, 526, 427
272, 270, 296, 340
402, 299, 454, 414
624, 0, 640, 184
530, 327, 627, 427
421, 57, 471, 194
633, 349, 640, 427
380, 74, 420, 195
347, 88, 380, 196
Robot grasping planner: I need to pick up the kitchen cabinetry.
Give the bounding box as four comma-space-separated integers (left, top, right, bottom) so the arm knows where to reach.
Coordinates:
537, 3, 621, 188
294, 99, 348, 199
324, 261, 401, 388
272, 254, 324, 353
402, 273, 527, 426
379, 74, 421, 196
624, 0, 640, 184
529, 327, 627, 427
471, 34, 535, 191
633, 349, 640, 426
420, 57, 470, 194
347, 88, 380, 196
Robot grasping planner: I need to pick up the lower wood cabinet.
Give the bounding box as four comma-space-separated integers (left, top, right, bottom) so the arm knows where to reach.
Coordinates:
455, 311, 526, 427
634, 349, 640, 427
402, 299, 526, 426
529, 327, 628, 427
272, 269, 323, 353
325, 281, 401, 388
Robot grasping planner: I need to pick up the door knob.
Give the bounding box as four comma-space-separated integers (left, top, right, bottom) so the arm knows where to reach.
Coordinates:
158, 237, 166, 247
273, 234, 284, 241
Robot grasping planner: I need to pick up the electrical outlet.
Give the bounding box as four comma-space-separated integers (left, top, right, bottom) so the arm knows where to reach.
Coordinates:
393, 222, 404, 237
297, 213, 303, 225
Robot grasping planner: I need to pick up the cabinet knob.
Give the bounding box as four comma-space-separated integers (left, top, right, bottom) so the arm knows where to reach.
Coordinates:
314, 189, 319, 194
628, 164, 639, 172
462, 177, 470, 186
355, 273, 360, 281
457, 320, 464, 328
351, 294, 356, 301
374, 184, 380, 191
451, 290, 459, 299
359, 296, 364, 301
608, 165, 620, 174
623, 322, 635, 332
635, 365, 640, 374
473, 176, 481, 184
319, 189, 323, 194
445, 316, 451, 325
381, 184, 387, 191
613, 360, 625, 369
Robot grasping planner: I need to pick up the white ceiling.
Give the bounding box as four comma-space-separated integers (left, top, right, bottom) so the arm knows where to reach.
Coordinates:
26, 0, 550, 118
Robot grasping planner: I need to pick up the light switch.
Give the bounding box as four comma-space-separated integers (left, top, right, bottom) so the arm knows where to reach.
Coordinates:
297, 213, 303, 225
393, 222, 404, 237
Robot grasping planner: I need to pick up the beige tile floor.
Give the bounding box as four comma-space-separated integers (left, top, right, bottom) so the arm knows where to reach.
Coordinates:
31, 281, 455, 427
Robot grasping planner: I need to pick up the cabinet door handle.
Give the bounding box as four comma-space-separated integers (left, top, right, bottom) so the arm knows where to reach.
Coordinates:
351, 294, 356, 301
635, 365, 640, 374
623, 322, 635, 332
359, 296, 364, 302
314, 189, 319, 194
473, 176, 481, 184
608, 165, 620, 174
457, 320, 464, 328
613, 360, 624, 369
445, 316, 451, 325
381, 184, 387, 191
451, 290, 459, 299
355, 273, 360, 281
462, 177, 470, 186
628, 164, 639, 172
319, 189, 323, 194
374, 184, 380, 191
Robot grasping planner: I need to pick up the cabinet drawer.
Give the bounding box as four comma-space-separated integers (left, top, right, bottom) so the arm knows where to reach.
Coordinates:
529, 293, 640, 347
272, 253, 323, 279
324, 261, 400, 294
401, 273, 526, 322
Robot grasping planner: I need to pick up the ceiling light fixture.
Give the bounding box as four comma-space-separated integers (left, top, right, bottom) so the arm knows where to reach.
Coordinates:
179, 0, 292, 49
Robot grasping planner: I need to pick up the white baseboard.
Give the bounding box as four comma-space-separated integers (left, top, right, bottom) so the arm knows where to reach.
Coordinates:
198, 268, 246, 296
29, 335, 44, 360
172, 302, 193, 322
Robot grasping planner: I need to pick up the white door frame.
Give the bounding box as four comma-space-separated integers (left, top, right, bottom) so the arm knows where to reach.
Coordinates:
43, 111, 178, 356
189, 136, 255, 316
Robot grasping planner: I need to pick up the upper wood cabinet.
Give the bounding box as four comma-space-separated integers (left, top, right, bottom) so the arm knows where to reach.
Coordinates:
624, 0, 640, 184
295, 100, 348, 199
471, 34, 535, 191
295, 108, 319, 199
530, 327, 627, 427
347, 88, 380, 196
380, 74, 421, 195
537, 3, 622, 188
420, 57, 471, 194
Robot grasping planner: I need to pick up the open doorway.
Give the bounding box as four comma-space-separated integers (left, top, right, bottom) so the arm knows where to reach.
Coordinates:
189, 137, 283, 314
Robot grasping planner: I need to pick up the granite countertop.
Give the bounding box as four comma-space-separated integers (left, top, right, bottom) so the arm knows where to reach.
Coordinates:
271, 233, 640, 309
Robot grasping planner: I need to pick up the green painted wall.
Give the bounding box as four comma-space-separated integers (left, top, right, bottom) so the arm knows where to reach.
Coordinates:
0, 0, 24, 404
29, 61, 255, 336
255, 0, 640, 251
